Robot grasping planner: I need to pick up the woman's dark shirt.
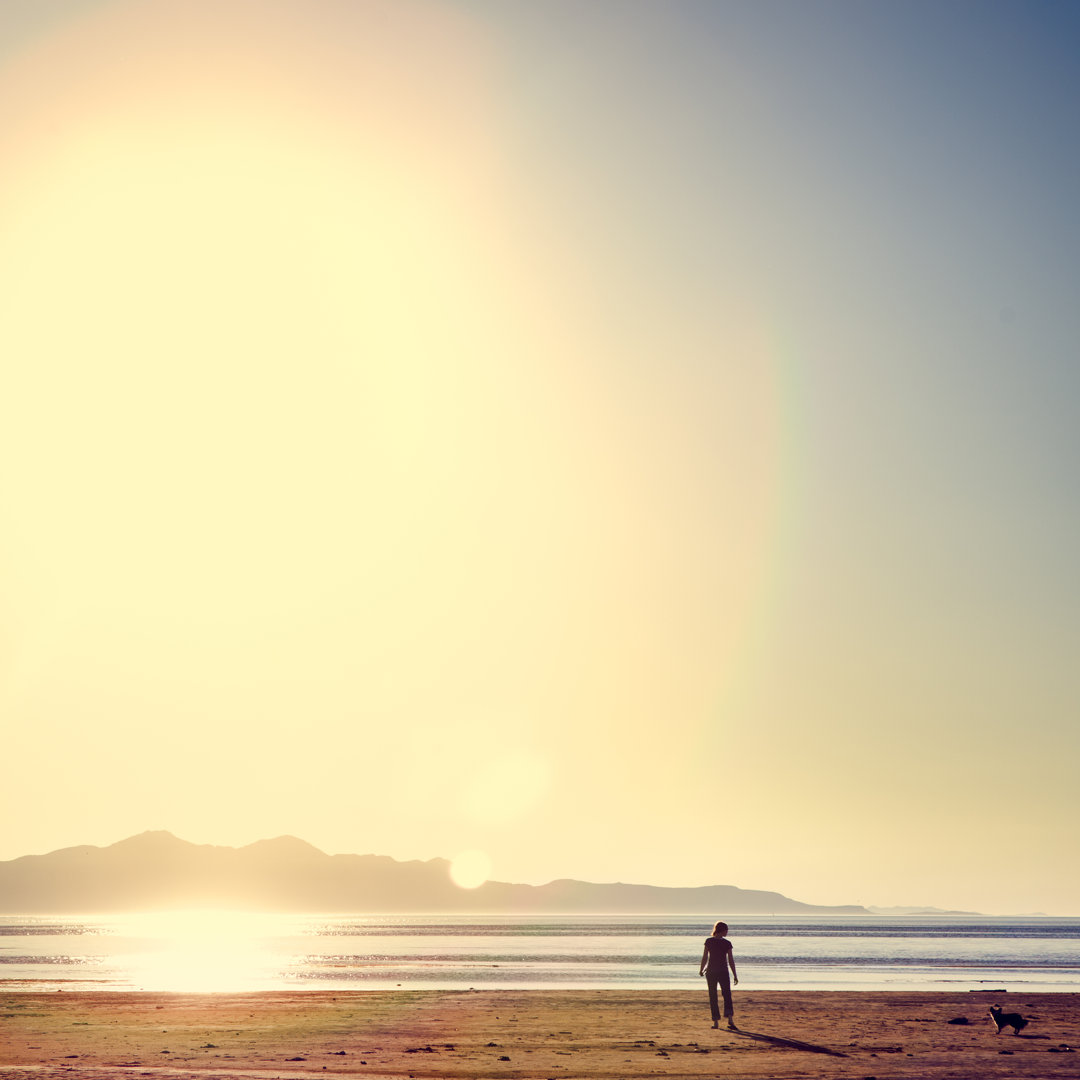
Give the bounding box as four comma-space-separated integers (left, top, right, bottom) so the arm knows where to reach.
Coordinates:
703, 935, 733, 973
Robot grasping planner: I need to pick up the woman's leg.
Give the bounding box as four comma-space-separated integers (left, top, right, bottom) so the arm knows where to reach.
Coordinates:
718, 970, 734, 1019
705, 974, 721, 1022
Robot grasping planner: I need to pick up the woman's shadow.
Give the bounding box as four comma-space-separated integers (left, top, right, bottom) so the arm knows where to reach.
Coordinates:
728, 1025, 848, 1057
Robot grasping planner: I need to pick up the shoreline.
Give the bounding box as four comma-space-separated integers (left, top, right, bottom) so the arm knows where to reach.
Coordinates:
2, 989, 1078, 1079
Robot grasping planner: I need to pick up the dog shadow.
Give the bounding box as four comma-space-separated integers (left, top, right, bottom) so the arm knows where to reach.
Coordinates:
728, 1028, 847, 1057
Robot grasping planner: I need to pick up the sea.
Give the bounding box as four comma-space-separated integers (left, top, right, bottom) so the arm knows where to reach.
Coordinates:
2, 914, 1078, 994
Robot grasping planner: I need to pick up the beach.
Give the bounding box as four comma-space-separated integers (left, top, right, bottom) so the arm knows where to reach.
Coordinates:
2, 990, 1076, 1079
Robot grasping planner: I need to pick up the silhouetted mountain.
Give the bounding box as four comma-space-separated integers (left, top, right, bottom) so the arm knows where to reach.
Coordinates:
867, 905, 980, 916
0, 833, 869, 915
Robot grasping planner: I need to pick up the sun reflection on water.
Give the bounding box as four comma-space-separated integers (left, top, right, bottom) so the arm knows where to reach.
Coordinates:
117, 911, 299, 992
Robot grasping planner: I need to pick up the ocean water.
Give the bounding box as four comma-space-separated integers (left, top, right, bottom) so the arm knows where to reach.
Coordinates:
1, 914, 1078, 994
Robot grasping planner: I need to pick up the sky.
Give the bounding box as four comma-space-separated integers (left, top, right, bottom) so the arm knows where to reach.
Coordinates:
1, 0, 1078, 916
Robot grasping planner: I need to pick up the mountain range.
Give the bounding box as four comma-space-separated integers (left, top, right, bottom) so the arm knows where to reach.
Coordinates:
0, 832, 870, 915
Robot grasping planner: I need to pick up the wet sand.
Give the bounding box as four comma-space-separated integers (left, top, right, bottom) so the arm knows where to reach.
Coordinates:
1, 989, 1077, 1079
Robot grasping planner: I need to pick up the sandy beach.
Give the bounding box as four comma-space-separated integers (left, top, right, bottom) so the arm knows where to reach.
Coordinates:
1, 989, 1076, 1080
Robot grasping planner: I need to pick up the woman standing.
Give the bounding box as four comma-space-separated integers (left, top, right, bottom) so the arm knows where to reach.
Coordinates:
699, 920, 738, 1028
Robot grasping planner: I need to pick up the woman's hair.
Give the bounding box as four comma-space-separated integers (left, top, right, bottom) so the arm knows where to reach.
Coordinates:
712, 921, 728, 937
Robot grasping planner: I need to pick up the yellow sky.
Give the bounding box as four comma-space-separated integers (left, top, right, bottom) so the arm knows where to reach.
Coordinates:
2, 0, 1078, 915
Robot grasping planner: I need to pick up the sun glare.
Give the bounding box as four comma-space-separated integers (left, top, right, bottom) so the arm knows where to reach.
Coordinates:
461, 751, 550, 825
119, 911, 293, 992
449, 850, 492, 890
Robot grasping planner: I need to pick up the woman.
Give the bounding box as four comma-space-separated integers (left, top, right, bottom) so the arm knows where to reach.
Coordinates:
699, 920, 738, 1028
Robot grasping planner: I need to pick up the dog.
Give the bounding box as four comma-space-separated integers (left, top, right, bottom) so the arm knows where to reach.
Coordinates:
989, 1005, 1028, 1035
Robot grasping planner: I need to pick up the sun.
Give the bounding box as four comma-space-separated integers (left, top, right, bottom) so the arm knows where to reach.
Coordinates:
449, 850, 492, 890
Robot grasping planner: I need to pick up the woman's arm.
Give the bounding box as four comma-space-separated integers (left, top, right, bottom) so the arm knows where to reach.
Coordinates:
728, 946, 738, 984
699, 943, 708, 976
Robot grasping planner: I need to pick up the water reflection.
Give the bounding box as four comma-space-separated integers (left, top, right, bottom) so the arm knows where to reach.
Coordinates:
117, 911, 300, 991
2, 914, 1078, 993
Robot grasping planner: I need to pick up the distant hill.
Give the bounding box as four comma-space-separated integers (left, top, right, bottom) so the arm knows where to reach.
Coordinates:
867, 905, 980, 916
0, 832, 870, 915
